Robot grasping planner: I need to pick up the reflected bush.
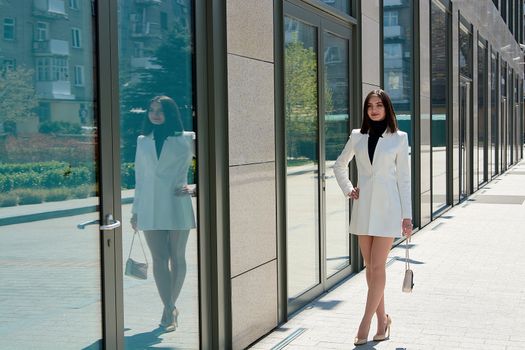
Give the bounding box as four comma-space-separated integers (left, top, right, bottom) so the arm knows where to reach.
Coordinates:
44, 188, 70, 202
16, 189, 44, 205
0, 193, 18, 207
0, 162, 95, 191
0, 184, 97, 207
39, 121, 82, 135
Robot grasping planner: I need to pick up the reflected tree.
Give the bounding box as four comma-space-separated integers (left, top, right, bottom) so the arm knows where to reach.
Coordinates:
0, 67, 38, 132
285, 39, 332, 160
120, 25, 193, 163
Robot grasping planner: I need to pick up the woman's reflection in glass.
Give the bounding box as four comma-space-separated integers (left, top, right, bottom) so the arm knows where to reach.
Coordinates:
130, 95, 196, 332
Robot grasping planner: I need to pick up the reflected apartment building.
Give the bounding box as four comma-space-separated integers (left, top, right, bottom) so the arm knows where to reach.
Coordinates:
0, 0, 524, 349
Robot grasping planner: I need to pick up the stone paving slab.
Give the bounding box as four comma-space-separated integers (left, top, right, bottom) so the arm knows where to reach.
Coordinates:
251, 161, 525, 350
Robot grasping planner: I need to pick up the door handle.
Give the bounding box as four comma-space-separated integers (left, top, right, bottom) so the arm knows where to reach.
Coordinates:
77, 214, 121, 230
77, 219, 99, 229
100, 214, 121, 230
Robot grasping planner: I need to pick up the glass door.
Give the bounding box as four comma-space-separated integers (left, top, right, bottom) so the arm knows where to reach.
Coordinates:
117, 1, 200, 348
459, 78, 470, 200
0, 2, 110, 349
322, 28, 351, 279
284, 3, 352, 311
284, 14, 321, 302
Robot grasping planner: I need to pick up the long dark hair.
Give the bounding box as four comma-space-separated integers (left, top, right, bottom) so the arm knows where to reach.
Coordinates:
143, 95, 184, 135
360, 89, 398, 134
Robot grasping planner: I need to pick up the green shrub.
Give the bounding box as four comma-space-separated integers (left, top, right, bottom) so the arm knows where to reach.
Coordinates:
0, 161, 66, 175
39, 121, 82, 135
71, 184, 97, 199
0, 193, 18, 207
16, 189, 44, 205
121, 163, 135, 189
44, 188, 69, 202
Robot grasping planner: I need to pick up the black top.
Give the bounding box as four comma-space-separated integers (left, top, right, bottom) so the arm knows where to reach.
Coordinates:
153, 126, 171, 159
368, 119, 388, 164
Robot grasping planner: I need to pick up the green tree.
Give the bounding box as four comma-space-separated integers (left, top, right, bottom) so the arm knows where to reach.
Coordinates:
285, 40, 333, 159
285, 40, 317, 159
120, 25, 193, 162
0, 67, 38, 126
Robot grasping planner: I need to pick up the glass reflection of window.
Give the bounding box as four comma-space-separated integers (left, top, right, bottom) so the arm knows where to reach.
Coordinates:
383, 0, 413, 138
3, 17, 15, 40
69, 0, 79, 10
318, 0, 350, 15
431, 0, 449, 213
35, 22, 49, 41
459, 22, 472, 78
384, 11, 398, 26
72, 28, 82, 48
74, 65, 84, 86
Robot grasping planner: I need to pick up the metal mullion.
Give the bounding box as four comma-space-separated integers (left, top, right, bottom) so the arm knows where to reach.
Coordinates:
195, 0, 213, 348
275, 0, 288, 325
318, 24, 327, 291
95, 0, 118, 348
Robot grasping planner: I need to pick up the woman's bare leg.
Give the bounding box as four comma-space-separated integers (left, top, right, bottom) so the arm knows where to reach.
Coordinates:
143, 230, 172, 309
358, 236, 387, 335
356, 236, 394, 339
168, 230, 190, 307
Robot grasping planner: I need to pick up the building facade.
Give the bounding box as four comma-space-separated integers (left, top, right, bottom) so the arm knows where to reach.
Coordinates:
0, 0, 523, 349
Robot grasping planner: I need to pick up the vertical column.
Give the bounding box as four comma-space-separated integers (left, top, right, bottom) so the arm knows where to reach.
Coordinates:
361, 0, 381, 98
226, 1, 278, 349
419, 0, 432, 225
451, 4, 460, 204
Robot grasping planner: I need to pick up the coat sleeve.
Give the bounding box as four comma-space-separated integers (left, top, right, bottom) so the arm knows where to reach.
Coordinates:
333, 133, 356, 197
396, 133, 412, 219
131, 137, 142, 215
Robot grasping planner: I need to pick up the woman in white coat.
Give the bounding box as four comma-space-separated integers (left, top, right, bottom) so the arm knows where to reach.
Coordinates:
130, 95, 196, 332
333, 89, 413, 346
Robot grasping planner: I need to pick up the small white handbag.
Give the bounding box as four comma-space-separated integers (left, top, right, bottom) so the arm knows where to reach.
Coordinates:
125, 230, 149, 280
402, 238, 414, 293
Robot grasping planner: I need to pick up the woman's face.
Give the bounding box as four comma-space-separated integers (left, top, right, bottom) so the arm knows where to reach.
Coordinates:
367, 95, 386, 121
148, 101, 165, 125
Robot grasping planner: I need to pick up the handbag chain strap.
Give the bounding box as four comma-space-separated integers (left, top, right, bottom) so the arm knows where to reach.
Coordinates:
128, 230, 149, 265
405, 237, 410, 271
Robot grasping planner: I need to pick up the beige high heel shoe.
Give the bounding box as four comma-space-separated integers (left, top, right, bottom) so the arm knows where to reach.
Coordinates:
372, 314, 392, 342
353, 337, 367, 346
164, 306, 179, 332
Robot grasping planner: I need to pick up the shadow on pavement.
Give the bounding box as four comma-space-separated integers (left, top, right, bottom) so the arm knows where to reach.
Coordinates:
82, 327, 168, 350
124, 327, 167, 350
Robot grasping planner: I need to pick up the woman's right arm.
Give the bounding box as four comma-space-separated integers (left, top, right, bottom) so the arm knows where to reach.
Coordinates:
333, 133, 356, 197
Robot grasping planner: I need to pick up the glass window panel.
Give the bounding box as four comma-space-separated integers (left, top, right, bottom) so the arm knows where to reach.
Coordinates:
324, 32, 349, 277
0, 1, 102, 348
383, 0, 413, 212
284, 16, 320, 299
431, 0, 448, 214
459, 23, 472, 78
477, 40, 487, 187
318, 0, 351, 15
490, 52, 498, 176
118, 1, 199, 347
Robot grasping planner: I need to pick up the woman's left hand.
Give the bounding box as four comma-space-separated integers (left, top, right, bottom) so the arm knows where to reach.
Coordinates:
174, 185, 197, 197
402, 218, 413, 240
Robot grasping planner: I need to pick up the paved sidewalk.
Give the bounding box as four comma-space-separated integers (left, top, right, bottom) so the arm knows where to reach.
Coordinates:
251, 160, 525, 350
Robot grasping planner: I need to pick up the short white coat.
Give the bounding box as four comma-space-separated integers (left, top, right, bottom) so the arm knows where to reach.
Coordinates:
333, 128, 412, 237
132, 132, 197, 231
